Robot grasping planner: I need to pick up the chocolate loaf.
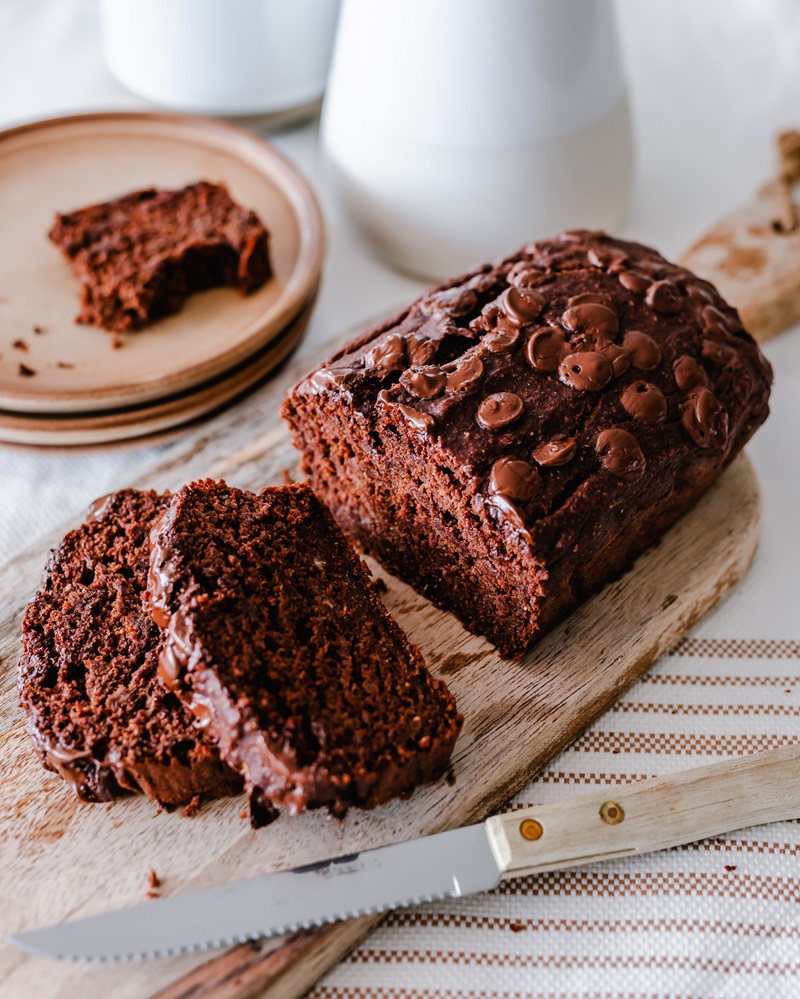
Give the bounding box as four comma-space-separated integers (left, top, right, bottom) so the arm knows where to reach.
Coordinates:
49, 181, 271, 334
148, 480, 462, 826
282, 231, 773, 657
18, 490, 241, 805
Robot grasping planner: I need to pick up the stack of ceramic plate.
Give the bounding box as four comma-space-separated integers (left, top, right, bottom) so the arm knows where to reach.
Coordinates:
0, 112, 324, 446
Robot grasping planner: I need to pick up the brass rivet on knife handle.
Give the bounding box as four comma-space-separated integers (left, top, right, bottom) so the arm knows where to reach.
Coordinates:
519, 818, 543, 841
599, 801, 625, 825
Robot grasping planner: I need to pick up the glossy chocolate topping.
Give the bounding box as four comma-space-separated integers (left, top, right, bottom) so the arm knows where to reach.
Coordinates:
558, 351, 613, 392
601, 342, 632, 377
500, 286, 546, 324
673, 355, 708, 391
489, 457, 542, 501
562, 301, 619, 342
682, 388, 729, 449
290, 230, 772, 556
400, 366, 447, 399
444, 354, 484, 393
532, 435, 577, 467
622, 330, 662, 371
526, 327, 568, 372
477, 392, 524, 430
618, 269, 650, 294
620, 381, 667, 424
645, 279, 682, 314
595, 428, 646, 478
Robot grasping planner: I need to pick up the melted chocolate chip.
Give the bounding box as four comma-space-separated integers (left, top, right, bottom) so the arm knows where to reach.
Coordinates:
484, 323, 521, 353
701, 338, 740, 367
400, 366, 447, 399
562, 302, 619, 342
365, 333, 407, 372
673, 355, 707, 391
407, 334, 438, 366
600, 343, 632, 378
567, 292, 616, 310
595, 428, 646, 478
485, 494, 532, 545
701, 305, 732, 339
526, 327, 568, 372
421, 286, 478, 318
506, 261, 550, 291
587, 247, 628, 271
500, 286, 546, 325
622, 330, 662, 371
468, 272, 498, 295
620, 381, 667, 424
532, 435, 577, 467
558, 351, 613, 392
686, 284, 716, 307
444, 354, 484, 393
645, 280, 682, 314
682, 388, 729, 449
489, 457, 542, 501
476, 392, 524, 430
377, 389, 435, 432
309, 366, 353, 394
618, 269, 651, 294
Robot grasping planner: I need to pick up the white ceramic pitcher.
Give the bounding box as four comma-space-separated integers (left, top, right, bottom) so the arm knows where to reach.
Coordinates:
321, 0, 633, 279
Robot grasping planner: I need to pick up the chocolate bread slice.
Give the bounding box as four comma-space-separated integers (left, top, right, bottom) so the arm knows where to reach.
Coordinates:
18, 489, 241, 806
49, 181, 271, 334
282, 230, 773, 657
148, 480, 462, 825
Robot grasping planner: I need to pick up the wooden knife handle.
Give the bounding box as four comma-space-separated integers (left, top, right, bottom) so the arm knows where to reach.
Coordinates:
486, 743, 800, 878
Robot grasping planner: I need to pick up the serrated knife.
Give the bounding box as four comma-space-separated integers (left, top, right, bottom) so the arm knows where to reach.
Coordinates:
10, 744, 800, 962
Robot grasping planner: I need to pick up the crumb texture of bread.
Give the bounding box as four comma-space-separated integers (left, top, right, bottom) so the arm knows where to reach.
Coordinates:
18, 489, 241, 806
282, 230, 773, 657
49, 181, 271, 333
148, 480, 462, 825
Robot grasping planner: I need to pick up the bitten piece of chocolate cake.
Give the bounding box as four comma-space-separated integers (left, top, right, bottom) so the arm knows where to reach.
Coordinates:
49, 181, 271, 333
148, 480, 462, 826
18, 490, 241, 806
282, 231, 773, 657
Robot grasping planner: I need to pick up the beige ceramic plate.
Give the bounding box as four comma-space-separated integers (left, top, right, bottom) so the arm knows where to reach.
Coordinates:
0, 292, 315, 447
0, 112, 323, 414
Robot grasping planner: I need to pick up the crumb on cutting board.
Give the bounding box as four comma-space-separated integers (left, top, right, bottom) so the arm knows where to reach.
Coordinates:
12, 339, 28, 352
18, 363, 35, 377
56, 361, 75, 369
181, 794, 201, 818
33, 325, 46, 334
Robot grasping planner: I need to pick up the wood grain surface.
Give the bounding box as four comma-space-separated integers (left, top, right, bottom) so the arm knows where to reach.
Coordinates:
0, 330, 762, 999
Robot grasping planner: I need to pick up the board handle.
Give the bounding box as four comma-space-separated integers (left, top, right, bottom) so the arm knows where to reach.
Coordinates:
485, 743, 800, 878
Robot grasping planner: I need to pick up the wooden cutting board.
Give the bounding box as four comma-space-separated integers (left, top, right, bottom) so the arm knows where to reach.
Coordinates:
0, 330, 761, 999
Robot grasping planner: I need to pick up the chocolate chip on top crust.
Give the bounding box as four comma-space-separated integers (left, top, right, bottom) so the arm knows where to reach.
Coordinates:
284, 230, 772, 656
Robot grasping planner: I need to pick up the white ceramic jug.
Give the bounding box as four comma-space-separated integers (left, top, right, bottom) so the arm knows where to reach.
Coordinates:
321, 0, 633, 279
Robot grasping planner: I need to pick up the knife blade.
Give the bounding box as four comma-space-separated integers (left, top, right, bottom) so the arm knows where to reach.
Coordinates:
8, 822, 503, 962
10, 743, 800, 962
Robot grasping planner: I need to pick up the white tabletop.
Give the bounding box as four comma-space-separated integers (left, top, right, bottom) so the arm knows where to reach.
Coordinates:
3, 2, 800, 997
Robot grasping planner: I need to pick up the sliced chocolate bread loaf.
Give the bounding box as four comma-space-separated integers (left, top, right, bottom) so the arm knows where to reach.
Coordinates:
148, 480, 462, 826
18, 489, 241, 806
282, 230, 773, 657
49, 181, 271, 334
